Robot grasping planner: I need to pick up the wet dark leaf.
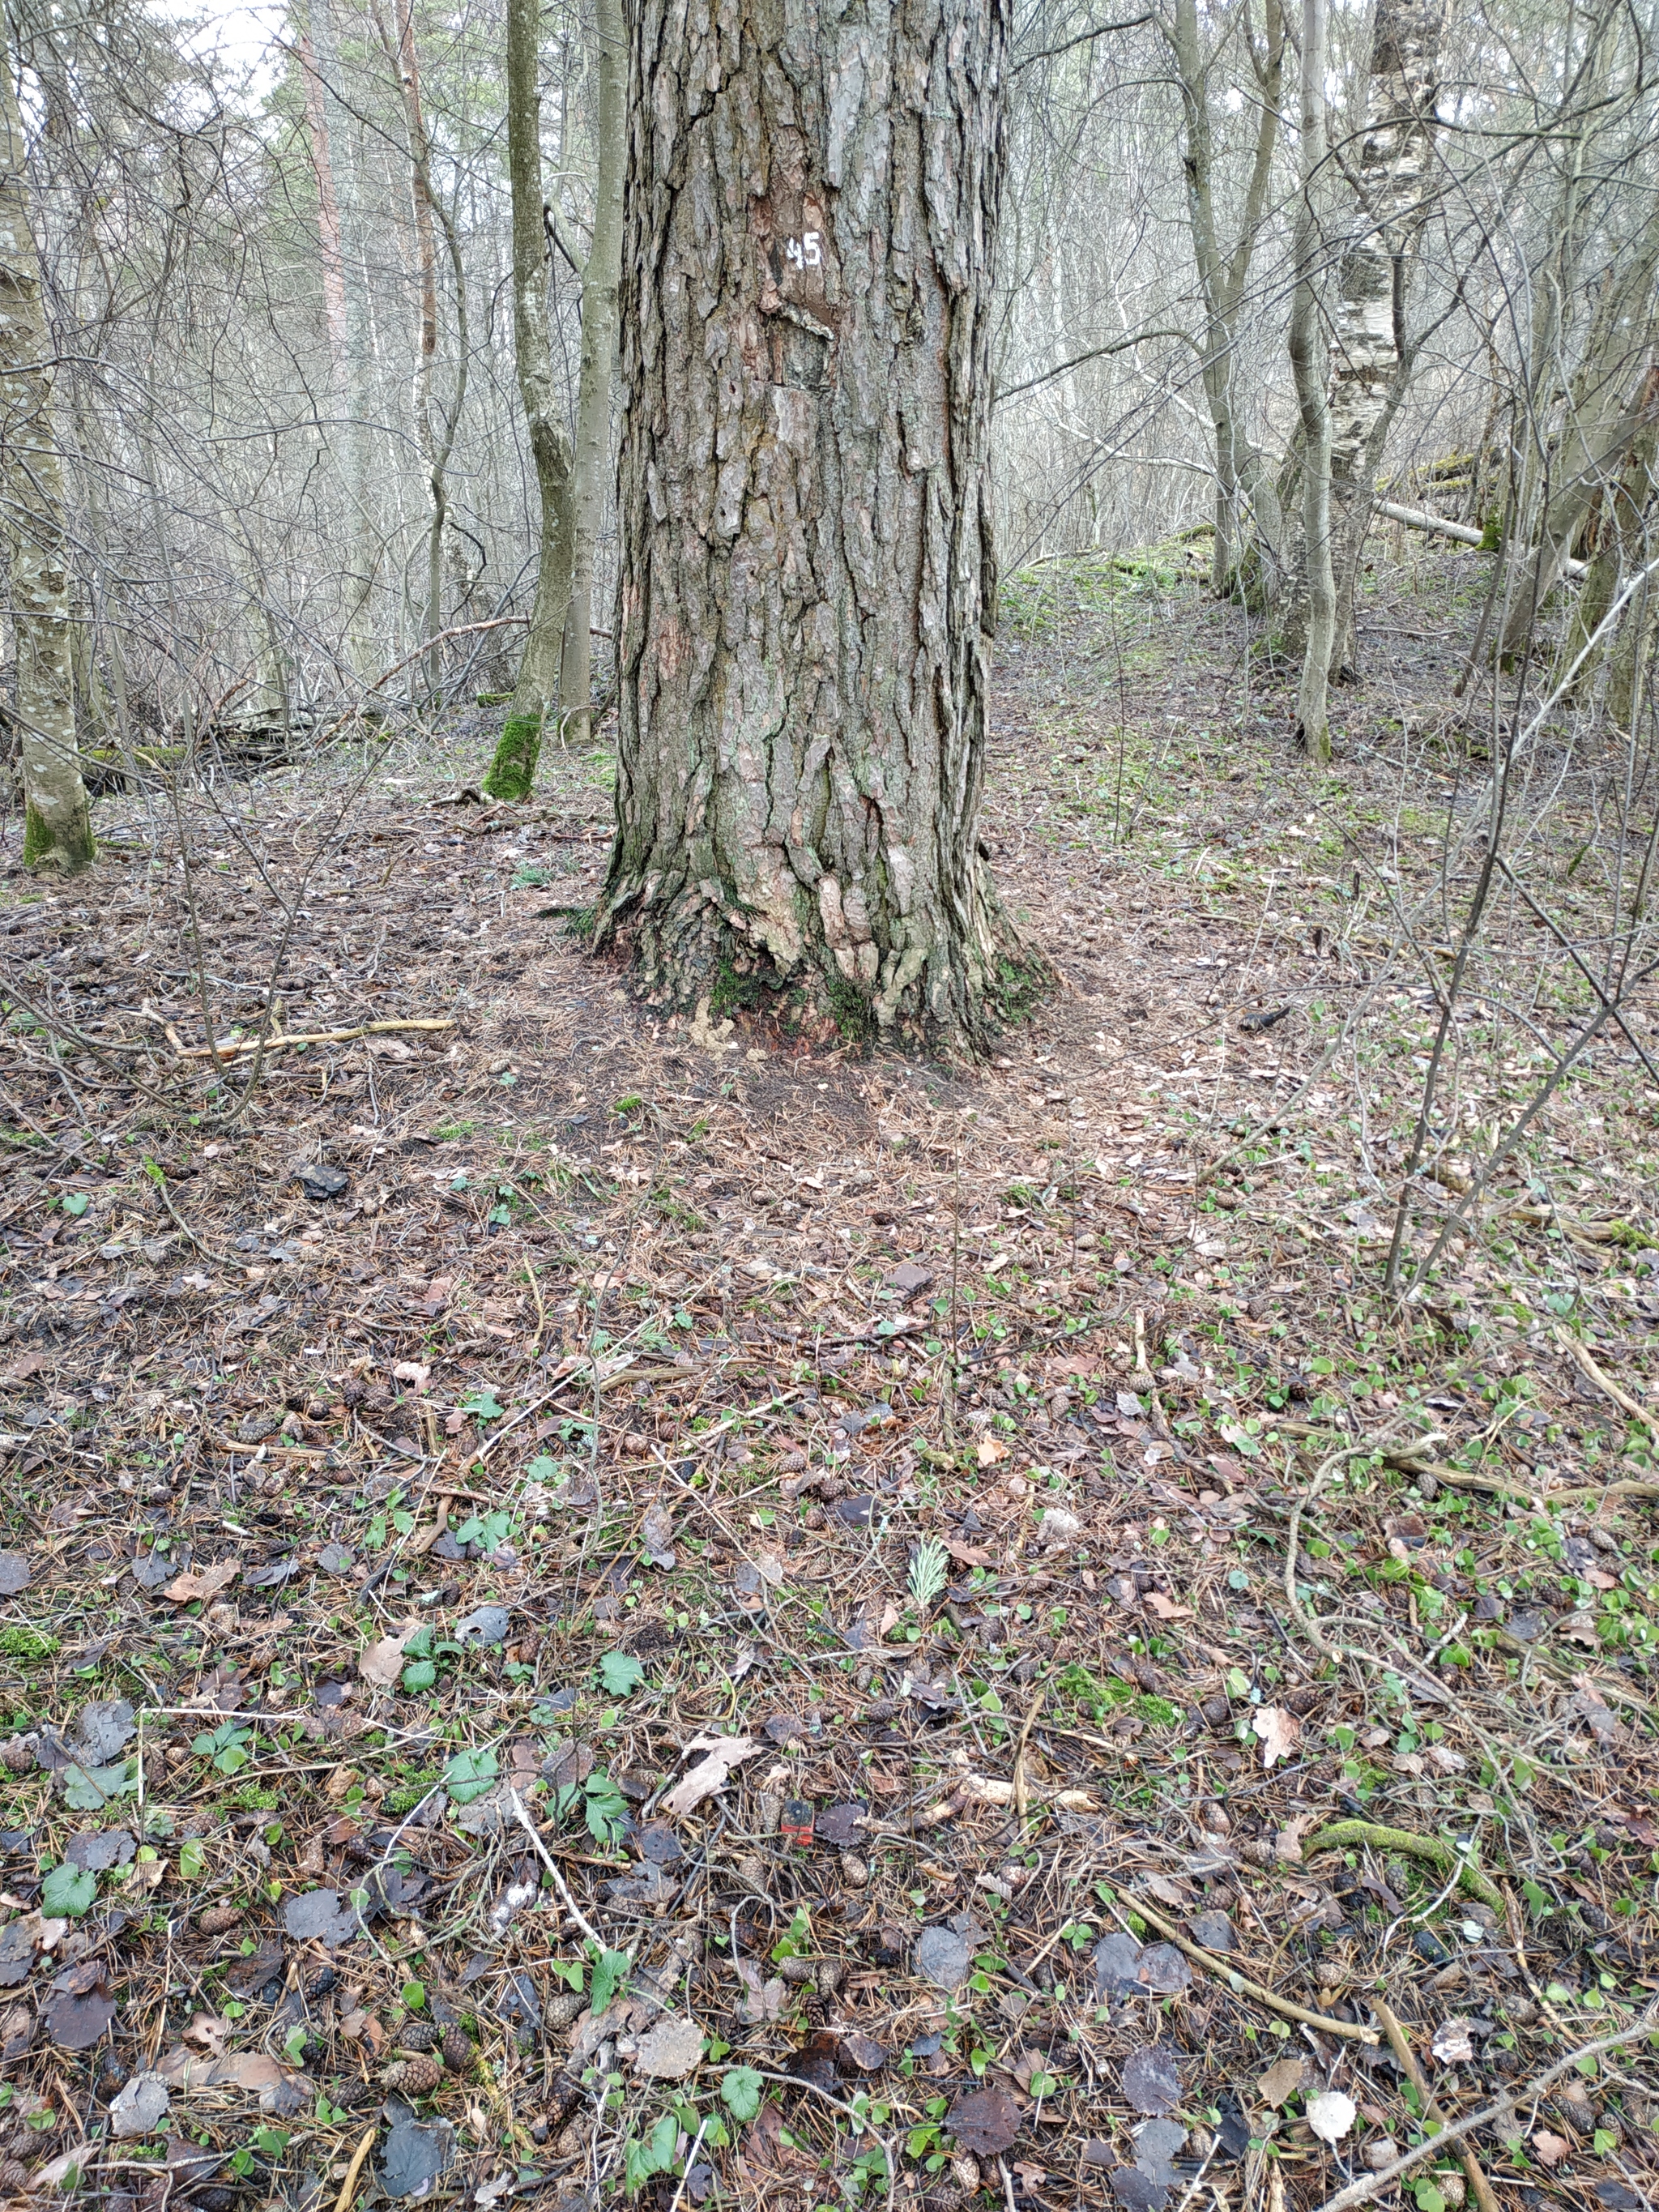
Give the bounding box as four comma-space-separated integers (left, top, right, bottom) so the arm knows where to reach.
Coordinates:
283, 1888, 358, 1944
830, 1496, 874, 1527
75, 1700, 135, 1766
380, 2100, 454, 2199
948, 2086, 1021, 2158
316, 1544, 356, 1578
1122, 2045, 1183, 2116
1133, 2119, 1188, 2184
42, 1961, 116, 2049
788, 2031, 842, 2094
838, 2033, 887, 2073
1137, 1941, 1192, 1995
915, 1926, 972, 1989
0, 1921, 38, 1988
1112, 2168, 1170, 2210
66, 1830, 134, 1873
1188, 1910, 1235, 1953
296, 1164, 348, 1200
814, 1801, 867, 1847
636, 1823, 682, 1867
1094, 1932, 1145, 1998
0, 1553, 31, 1595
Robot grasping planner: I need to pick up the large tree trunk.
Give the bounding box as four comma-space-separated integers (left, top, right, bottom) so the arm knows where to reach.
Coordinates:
557, 0, 625, 750
1326, 0, 1448, 681
1290, 0, 1335, 760
489, 0, 575, 798
594, 0, 1039, 1053
0, 0, 93, 873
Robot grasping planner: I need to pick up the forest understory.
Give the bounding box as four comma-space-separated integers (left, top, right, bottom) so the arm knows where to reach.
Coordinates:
0, 538, 1657, 2212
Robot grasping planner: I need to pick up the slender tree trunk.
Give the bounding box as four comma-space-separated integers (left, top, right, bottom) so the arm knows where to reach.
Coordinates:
1168, 0, 1284, 599
0, 0, 93, 872
488, 0, 575, 799
304, 0, 378, 680
594, 0, 1043, 1052
1326, 0, 1448, 681
557, 0, 625, 749
1290, 0, 1335, 761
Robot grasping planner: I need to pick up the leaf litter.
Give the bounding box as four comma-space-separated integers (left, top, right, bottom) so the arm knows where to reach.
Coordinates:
0, 579, 1657, 2206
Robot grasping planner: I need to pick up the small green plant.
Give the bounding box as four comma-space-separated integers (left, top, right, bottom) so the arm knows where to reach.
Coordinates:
598, 1650, 645, 1697
42, 1864, 96, 1917
555, 1769, 629, 1849
624, 2112, 680, 2193
721, 2067, 766, 2123
0, 1628, 59, 1660
192, 1719, 254, 1776
907, 1535, 948, 1614
442, 1748, 499, 1804
60, 1192, 89, 1217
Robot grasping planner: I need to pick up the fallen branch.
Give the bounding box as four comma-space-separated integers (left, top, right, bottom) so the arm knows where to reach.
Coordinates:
1376, 502, 1586, 576
1372, 1997, 1499, 2212
1117, 1891, 1378, 2043
172, 1017, 455, 1060
1382, 1441, 1659, 1508
1315, 2001, 1658, 2212
1555, 1326, 1659, 1444
1299, 1818, 1503, 1912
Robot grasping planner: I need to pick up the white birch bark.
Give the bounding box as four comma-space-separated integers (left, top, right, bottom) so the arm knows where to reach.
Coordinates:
1326, 0, 1448, 679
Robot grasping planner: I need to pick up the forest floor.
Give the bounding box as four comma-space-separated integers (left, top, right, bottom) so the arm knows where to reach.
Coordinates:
0, 535, 1657, 2212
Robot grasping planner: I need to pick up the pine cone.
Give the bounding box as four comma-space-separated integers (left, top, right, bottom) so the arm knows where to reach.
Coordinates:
399, 2022, 437, 2052
384, 2055, 443, 2096
198, 1905, 243, 1936
441, 2026, 475, 2075
0, 1738, 34, 1775
0, 2159, 28, 2191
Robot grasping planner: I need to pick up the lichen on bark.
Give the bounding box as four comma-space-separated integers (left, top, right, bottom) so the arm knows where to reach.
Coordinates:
592, 0, 1045, 1056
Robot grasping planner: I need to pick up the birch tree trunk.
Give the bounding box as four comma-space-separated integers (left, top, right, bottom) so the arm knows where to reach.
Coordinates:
1290, 0, 1335, 761
0, 0, 93, 872
1326, 0, 1448, 680
593, 0, 1042, 1052
557, 0, 625, 749
489, 0, 575, 798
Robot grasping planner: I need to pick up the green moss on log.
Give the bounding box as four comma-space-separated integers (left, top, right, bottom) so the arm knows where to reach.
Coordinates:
483, 713, 544, 801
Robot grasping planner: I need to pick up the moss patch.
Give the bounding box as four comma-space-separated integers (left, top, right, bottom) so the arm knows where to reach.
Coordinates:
483, 714, 544, 803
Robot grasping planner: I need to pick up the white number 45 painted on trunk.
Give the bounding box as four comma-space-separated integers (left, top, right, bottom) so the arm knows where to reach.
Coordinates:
785, 232, 822, 269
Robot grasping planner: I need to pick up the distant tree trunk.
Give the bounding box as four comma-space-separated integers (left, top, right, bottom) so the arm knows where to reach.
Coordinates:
1290, 0, 1335, 761
0, 0, 93, 872
488, 0, 575, 800
1167, 0, 1285, 597
594, 0, 1042, 1051
557, 0, 625, 749
303, 0, 378, 680
1326, 0, 1448, 680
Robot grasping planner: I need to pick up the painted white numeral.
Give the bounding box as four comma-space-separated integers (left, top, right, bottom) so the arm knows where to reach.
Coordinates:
785, 232, 822, 270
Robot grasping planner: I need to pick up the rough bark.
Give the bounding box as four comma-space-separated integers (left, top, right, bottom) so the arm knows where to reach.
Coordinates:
557, 0, 625, 749
593, 0, 1040, 1053
1290, 0, 1334, 760
1326, 0, 1448, 680
0, 0, 93, 872
497, 0, 575, 761
1569, 370, 1659, 726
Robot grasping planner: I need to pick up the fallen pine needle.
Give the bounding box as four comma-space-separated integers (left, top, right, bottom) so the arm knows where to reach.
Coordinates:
1115, 1890, 1378, 2043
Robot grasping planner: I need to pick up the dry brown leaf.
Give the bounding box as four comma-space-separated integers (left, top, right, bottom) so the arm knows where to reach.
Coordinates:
1145, 1591, 1192, 1621
1256, 2056, 1304, 2107
659, 1734, 760, 1819
1252, 1705, 1300, 1766
359, 1619, 422, 1686
162, 1560, 238, 1604
975, 1434, 1009, 1466
1530, 2131, 1569, 2168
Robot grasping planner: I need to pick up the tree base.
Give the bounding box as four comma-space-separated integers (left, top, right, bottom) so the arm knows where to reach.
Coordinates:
594, 882, 1052, 1061
482, 714, 544, 802
23, 798, 94, 873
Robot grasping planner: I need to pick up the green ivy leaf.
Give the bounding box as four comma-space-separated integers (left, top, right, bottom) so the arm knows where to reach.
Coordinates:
442, 1748, 499, 1805
461, 1389, 503, 1423
61, 1193, 89, 1217
41, 1864, 97, 1917
589, 1947, 631, 2016
721, 2067, 765, 2124
598, 1651, 645, 1697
